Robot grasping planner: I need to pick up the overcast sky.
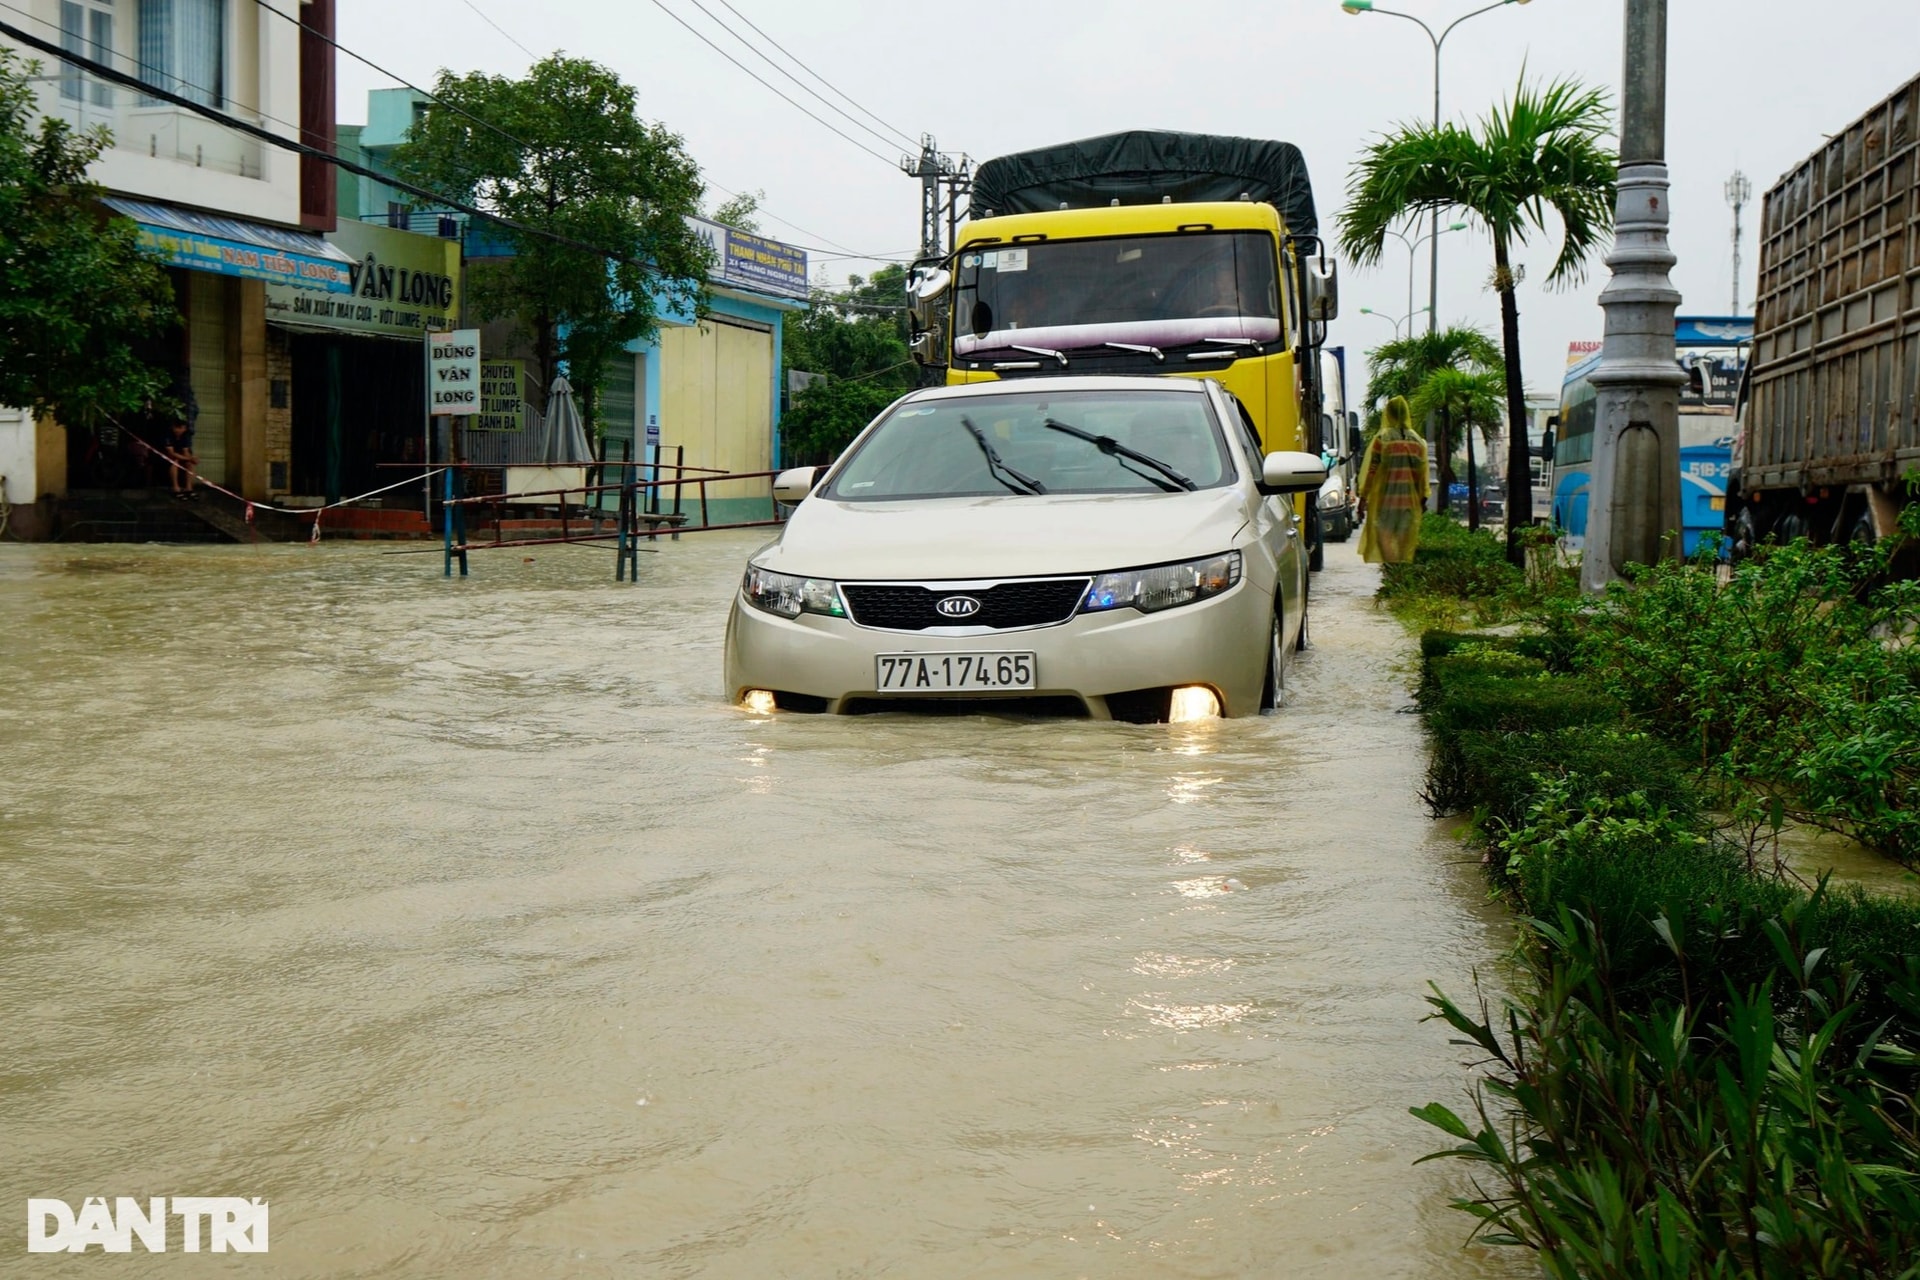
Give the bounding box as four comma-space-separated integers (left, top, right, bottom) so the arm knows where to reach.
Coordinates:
337, 1, 1920, 402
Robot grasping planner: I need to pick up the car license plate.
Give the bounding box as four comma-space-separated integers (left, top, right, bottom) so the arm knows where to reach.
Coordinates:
875, 652, 1036, 693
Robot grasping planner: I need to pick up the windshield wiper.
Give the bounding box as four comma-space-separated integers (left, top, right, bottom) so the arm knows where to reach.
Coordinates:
1102, 341, 1165, 362
1009, 344, 1069, 367
959, 416, 1047, 495
1041, 417, 1196, 492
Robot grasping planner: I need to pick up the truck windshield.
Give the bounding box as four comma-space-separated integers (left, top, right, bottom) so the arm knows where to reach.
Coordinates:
822, 389, 1234, 501
953, 231, 1282, 358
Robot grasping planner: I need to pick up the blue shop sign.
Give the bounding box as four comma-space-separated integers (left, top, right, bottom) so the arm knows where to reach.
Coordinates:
104, 198, 355, 293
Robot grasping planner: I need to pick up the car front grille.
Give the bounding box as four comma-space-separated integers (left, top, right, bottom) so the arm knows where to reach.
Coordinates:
840, 578, 1090, 631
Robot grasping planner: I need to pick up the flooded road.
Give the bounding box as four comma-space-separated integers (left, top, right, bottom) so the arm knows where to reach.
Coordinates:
1, 531, 1518, 1277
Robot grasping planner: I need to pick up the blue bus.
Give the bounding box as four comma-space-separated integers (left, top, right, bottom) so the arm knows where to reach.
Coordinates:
1551, 316, 1751, 556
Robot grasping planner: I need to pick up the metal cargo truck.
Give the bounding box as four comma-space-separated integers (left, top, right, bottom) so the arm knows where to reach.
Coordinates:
1726, 73, 1920, 550
906, 131, 1339, 563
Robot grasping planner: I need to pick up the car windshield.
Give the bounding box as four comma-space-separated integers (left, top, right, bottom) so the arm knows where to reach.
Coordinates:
822, 389, 1235, 501
953, 231, 1282, 357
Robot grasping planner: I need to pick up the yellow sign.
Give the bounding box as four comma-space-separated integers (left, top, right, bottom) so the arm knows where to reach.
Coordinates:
473, 360, 527, 432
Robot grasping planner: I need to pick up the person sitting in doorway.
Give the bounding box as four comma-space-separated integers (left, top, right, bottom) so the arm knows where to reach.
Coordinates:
162, 413, 199, 500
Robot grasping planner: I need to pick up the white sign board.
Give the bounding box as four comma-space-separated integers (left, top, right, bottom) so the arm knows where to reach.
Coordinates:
427, 329, 482, 416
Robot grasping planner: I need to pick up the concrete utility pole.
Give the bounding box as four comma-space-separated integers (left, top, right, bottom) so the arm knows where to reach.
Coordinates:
1580, 0, 1686, 591
1725, 169, 1752, 313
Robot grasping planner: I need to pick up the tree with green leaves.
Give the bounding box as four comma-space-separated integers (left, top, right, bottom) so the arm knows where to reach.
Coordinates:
0, 49, 177, 431
1340, 76, 1614, 560
393, 55, 711, 425
780, 266, 916, 462
1362, 327, 1502, 512
710, 187, 763, 232
1410, 366, 1505, 530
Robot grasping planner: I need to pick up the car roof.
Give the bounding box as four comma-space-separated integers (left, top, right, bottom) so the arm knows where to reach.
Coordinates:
900, 376, 1214, 403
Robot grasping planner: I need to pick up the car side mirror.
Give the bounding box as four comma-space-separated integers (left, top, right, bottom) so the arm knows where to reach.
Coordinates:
772, 466, 822, 503
1304, 257, 1338, 322
1258, 450, 1328, 495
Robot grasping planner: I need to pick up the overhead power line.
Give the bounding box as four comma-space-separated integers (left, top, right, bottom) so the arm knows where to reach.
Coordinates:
0, 15, 645, 267
713, 0, 919, 153
249, 0, 531, 158
642, 0, 896, 168
457, 0, 538, 60
680, 0, 910, 156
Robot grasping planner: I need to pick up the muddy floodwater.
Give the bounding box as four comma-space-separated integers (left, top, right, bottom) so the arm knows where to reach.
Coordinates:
1, 531, 1521, 1277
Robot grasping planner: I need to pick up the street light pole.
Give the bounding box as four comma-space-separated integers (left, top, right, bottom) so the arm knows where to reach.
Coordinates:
1341, 0, 1531, 335
1581, 0, 1685, 589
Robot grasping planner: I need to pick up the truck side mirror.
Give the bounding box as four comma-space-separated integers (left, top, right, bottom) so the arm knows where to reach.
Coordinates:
906, 266, 950, 333
1538, 430, 1556, 460
1304, 257, 1339, 321
909, 332, 939, 364
1347, 424, 1363, 457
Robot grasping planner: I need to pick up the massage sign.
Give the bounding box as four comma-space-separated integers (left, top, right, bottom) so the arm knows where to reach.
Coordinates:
427, 330, 482, 415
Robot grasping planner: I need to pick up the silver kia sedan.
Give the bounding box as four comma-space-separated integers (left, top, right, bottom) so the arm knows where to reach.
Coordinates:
724, 376, 1326, 720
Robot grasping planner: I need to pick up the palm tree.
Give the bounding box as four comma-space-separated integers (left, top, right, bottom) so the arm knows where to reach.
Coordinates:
1362, 327, 1501, 512
1339, 76, 1615, 562
1410, 367, 1505, 530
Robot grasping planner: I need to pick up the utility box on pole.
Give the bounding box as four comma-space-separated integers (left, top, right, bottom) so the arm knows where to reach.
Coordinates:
1582, 0, 1687, 590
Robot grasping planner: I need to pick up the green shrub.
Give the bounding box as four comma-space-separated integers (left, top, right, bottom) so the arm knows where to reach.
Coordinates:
1459, 727, 1698, 842
1416, 905, 1920, 1279
1422, 659, 1622, 815
1575, 541, 1920, 866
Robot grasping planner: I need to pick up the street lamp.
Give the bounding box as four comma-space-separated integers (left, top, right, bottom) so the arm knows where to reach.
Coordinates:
1358, 305, 1430, 340
1383, 221, 1469, 331
1341, 0, 1534, 336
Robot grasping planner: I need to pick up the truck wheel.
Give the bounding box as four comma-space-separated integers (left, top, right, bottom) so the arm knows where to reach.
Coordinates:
1847, 507, 1877, 547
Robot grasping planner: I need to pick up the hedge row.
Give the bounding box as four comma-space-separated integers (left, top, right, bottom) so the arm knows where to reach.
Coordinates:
1414, 632, 1920, 1276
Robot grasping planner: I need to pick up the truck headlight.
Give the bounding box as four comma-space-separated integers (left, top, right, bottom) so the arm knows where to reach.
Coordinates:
742, 565, 846, 618
1081, 550, 1242, 614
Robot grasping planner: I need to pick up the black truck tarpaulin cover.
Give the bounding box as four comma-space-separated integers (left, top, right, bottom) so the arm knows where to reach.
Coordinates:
968, 131, 1318, 239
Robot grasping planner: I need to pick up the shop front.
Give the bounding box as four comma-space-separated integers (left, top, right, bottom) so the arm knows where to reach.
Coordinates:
263, 219, 461, 504
62, 199, 356, 499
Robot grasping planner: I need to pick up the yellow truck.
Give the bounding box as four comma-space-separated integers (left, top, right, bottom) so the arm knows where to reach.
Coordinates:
908, 130, 1342, 566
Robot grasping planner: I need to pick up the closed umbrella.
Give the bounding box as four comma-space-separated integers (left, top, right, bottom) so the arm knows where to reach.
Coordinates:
541, 375, 594, 465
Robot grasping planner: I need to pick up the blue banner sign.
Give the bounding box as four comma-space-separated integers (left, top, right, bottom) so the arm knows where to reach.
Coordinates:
105, 198, 354, 293
686, 216, 808, 300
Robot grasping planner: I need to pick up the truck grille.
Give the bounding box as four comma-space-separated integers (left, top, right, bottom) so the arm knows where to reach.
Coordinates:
840, 578, 1090, 631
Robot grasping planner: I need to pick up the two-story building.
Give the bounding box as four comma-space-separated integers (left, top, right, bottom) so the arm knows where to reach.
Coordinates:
0, 0, 350, 536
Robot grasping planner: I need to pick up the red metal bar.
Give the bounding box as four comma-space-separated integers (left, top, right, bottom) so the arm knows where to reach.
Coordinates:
451, 516, 787, 552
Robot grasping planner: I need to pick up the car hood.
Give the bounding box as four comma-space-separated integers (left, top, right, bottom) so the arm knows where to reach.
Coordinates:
755, 488, 1251, 580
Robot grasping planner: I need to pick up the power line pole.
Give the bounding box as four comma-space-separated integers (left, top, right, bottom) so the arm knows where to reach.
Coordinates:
901, 135, 955, 260
1725, 169, 1752, 313
1581, 0, 1687, 591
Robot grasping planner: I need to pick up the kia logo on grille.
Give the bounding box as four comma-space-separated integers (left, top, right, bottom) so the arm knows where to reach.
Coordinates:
935, 595, 982, 618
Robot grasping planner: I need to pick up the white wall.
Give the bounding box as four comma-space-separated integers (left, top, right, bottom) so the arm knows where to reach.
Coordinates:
2, 0, 303, 226
0, 406, 39, 506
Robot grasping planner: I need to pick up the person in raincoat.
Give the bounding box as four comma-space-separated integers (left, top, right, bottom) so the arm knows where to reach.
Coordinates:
1356, 395, 1430, 564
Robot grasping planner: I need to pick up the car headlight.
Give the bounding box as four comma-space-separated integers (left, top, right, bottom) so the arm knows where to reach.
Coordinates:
741, 565, 846, 618
1081, 550, 1242, 614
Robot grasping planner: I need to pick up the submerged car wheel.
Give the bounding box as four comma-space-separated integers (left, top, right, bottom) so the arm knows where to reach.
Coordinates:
1261, 611, 1285, 711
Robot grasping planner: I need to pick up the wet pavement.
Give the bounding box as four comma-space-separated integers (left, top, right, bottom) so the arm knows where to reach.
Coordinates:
1, 530, 1523, 1276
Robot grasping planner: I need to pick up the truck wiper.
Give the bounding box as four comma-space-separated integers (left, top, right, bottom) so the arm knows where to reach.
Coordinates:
1193, 336, 1262, 348
959, 416, 1047, 495
1102, 341, 1164, 362
1009, 344, 1069, 367
1040, 417, 1196, 492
